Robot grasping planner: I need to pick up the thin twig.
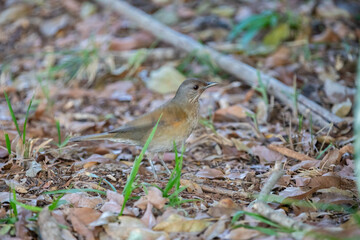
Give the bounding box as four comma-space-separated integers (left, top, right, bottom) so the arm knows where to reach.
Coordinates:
253, 161, 317, 232
257, 161, 285, 202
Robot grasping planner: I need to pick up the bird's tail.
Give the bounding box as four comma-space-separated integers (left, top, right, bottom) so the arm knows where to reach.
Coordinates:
69, 132, 117, 142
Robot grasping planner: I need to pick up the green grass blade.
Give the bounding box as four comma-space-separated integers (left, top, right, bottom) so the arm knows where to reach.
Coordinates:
11, 199, 43, 213
56, 120, 61, 146
4, 92, 21, 136
5, 133, 11, 155
48, 193, 66, 211
120, 114, 162, 216
22, 95, 34, 144
43, 188, 106, 195
86, 172, 117, 192
316, 143, 333, 159
232, 210, 282, 228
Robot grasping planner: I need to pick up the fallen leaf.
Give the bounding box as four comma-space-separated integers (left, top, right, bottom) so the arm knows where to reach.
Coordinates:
331, 98, 352, 117
38, 208, 76, 240
316, 187, 356, 205
225, 227, 261, 240
196, 168, 224, 179
267, 144, 316, 161
208, 198, 241, 217
316, 1, 351, 19
263, 23, 290, 47
40, 15, 70, 37
67, 208, 101, 240
211, 6, 236, 18
103, 216, 168, 239
134, 187, 167, 210
153, 6, 179, 25
75, 154, 113, 168
25, 161, 42, 177
0, 4, 31, 25
251, 145, 285, 163
180, 179, 203, 194
290, 160, 320, 171
279, 186, 318, 200
5, 180, 28, 193
100, 190, 124, 213
62, 192, 103, 208
265, 46, 291, 68
312, 27, 340, 43
146, 65, 186, 94
0, 148, 9, 158
324, 80, 355, 104
213, 105, 248, 122
320, 149, 341, 169
109, 32, 154, 51
141, 203, 156, 228
153, 214, 212, 233
202, 215, 228, 240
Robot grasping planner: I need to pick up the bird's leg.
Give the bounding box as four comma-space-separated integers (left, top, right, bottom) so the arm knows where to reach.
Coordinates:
158, 152, 171, 175
147, 153, 158, 179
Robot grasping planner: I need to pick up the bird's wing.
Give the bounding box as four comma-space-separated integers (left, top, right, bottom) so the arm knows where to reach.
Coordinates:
109, 101, 188, 144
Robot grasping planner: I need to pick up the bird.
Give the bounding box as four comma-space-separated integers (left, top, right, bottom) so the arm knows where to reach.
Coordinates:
70, 78, 218, 178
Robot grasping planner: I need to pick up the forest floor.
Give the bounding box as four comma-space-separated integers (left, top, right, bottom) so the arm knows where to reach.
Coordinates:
0, 0, 359, 239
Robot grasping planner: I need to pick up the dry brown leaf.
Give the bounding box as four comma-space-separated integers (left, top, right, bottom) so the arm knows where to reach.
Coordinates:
316, 187, 356, 205
202, 215, 228, 240
268, 144, 316, 161
290, 160, 321, 171
67, 208, 101, 240
196, 168, 224, 179
339, 145, 354, 155
62, 192, 103, 208
109, 32, 154, 51
251, 145, 285, 163
279, 186, 318, 200
141, 203, 156, 228
226, 227, 261, 240
0, 148, 9, 158
265, 46, 291, 68
5, 180, 28, 193
312, 27, 340, 43
75, 154, 114, 168
153, 214, 212, 233
208, 198, 241, 217
180, 179, 203, 194
38, 208, 76, 240
306, 175, 355, 190
213, 105, 248, 122
320, 149, 341, 169
134, 187, 167, 210
100, 190, 124, 213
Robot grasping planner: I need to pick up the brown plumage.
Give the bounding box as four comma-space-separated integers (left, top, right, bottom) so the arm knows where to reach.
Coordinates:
70, 78, 218, 178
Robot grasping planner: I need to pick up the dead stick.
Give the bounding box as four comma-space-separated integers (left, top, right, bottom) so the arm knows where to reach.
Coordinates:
253, 161, 316, 232
95, 0, 345, 129
258, 161, 285, 202
268, 144, 317, 161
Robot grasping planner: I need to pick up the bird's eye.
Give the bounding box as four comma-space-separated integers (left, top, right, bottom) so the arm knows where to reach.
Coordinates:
193, 85, 199, 90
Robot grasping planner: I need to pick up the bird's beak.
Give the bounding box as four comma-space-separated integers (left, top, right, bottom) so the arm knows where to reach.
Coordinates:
204, 82, 219, 89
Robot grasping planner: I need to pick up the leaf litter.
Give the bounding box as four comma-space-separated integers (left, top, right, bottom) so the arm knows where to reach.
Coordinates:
0, 0, 359, 239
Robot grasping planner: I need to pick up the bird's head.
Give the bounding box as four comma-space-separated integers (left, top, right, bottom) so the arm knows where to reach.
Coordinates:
174, 78, 218, 104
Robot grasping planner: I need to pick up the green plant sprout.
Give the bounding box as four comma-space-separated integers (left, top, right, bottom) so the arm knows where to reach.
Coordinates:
4, 92, 34, 158
120, 114, 162, 216
254, 70, 269, 106
231, 210, 295, 236
55, 120, 70, 149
